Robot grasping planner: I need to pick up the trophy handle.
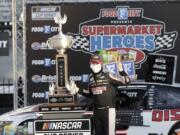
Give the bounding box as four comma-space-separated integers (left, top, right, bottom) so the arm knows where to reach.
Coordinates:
47, 39, 50, 45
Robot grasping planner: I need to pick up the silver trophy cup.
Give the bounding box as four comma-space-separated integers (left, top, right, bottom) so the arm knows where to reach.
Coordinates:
47, 14, 75, 105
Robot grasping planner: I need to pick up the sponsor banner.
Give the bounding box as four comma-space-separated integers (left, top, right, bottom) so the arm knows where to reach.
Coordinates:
145, 54, 175, 84
0, 32, 9, 56
70, 6, 177, 69
31, 6, 61, 21
0, 0, 12, 22
26, 3, 180, 105
34, 119, 91, 135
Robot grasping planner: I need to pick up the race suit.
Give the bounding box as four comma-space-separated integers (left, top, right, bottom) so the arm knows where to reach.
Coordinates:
80, 71, 128, 135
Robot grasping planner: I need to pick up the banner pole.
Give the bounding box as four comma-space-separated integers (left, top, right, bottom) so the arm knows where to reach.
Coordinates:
23, 0, 27, 106
12, 0, 18, 110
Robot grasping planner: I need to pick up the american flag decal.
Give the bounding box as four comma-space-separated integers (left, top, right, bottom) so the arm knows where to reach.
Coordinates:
155, 32, 177, 52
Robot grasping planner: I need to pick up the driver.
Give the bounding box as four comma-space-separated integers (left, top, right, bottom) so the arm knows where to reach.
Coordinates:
67, 54, 130, 135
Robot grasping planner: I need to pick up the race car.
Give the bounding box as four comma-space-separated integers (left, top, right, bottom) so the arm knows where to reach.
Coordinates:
0, 84, 180, 135
0, 95, 92, 135
0, 104, 41, 134
116, 83, 180, 135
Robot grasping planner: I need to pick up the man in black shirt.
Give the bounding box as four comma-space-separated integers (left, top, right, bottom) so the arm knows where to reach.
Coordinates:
67, 54, 130, 135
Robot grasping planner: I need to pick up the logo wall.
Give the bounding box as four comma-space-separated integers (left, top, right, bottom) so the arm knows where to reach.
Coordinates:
26, 4, 179, 105
26, 5, 60, 104
70, 6, 178, 68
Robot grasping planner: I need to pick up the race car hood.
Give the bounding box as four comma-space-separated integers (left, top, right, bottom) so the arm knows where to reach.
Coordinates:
0, 104, 42, 122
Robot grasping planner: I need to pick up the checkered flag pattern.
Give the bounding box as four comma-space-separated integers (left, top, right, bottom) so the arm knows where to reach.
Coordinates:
155, 32, 177, 51
71, 35, 90, 52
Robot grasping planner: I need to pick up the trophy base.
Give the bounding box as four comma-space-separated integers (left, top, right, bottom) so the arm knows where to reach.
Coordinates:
39, 102, 86, 112
48, 94, 76, 105
48, 87, 76, 105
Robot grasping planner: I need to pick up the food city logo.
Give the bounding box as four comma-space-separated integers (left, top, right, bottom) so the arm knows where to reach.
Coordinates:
32, 75, 56, 83
31, 25, 59, 34
32, 58, 56, 67
69, 74, 89, 82
32, 91, 49, 99
70, 6, 178, 67
31, 42, 54, 50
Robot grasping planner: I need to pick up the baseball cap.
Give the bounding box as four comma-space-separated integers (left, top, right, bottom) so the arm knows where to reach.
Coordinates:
89, 54, 103, 64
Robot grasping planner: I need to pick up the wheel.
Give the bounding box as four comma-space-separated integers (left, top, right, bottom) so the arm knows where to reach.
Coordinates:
116, 93, 130, 109
169, 123, 180, 135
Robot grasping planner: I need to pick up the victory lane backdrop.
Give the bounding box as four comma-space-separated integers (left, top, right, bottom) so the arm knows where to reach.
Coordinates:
26, 2, 180, 105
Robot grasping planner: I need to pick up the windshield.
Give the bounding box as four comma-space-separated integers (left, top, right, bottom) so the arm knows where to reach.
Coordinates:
154, 85, 180, 109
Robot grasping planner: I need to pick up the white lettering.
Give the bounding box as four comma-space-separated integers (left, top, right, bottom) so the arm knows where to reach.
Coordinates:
153, 64, 166, 70
32, 92, 44, 98
152, 70, 167, 75
0, 40, 7, 48
127, 92, 137, 97
49, 122, 82, 130
155, 58, 166, 63
32, 59, 55, 65
31, 27, 44, 32
51, 26, 59, 32
69, 76, 82, 81
41, 75, 56, 82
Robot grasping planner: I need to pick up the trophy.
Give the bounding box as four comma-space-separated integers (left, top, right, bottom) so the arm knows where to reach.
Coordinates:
47, 13, 75, 105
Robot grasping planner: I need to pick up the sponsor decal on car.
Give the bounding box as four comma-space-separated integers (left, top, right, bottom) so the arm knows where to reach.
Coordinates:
152, 109, 180, 122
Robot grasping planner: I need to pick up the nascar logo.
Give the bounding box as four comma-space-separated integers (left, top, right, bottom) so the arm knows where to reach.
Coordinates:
35, 120, 90, 135
42, 122, 82, 130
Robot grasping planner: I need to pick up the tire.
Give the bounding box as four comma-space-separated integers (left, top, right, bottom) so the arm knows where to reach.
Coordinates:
169, 123, 180, 135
